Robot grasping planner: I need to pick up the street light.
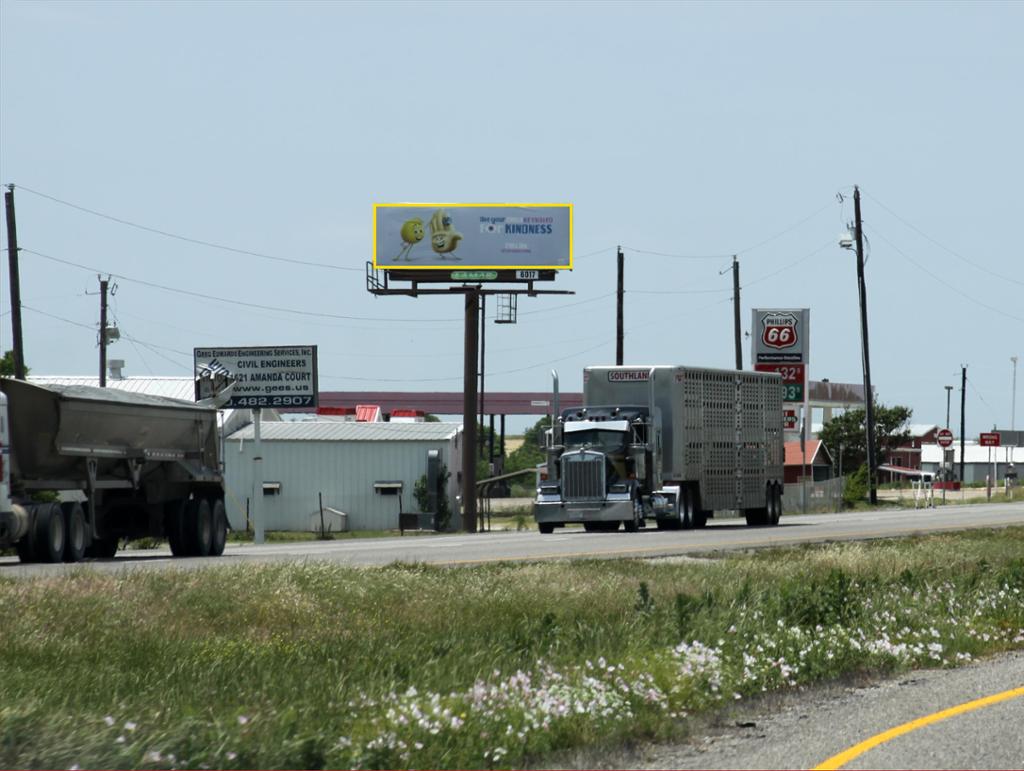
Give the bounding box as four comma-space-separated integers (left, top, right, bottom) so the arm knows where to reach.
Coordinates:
840, 185, 878, 505
945, 385, 953, 429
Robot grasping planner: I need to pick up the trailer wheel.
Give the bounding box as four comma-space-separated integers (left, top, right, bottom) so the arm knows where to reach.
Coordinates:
185, 498, 214, 557
691, 500, 709, 529
90, 536, 120, 559
769, 484, 782, 525
165, 499, 189, 556
538, 522, 555, 534
61, 502, 87, 563
209, 498, 227, 556
680, 489, 694, 529
32, 502, 66, 563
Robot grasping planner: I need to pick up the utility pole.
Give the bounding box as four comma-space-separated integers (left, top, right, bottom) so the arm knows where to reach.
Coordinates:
99, 277, 110, 387
616, 246, 624, 365
960, 365, 967, 485
732, 255, 742, 369
1012, 356, 1018, 431
462, 288, 480, 533
4, 185, 27, 379
945, 385, 953, 429
853, 186, 878, 505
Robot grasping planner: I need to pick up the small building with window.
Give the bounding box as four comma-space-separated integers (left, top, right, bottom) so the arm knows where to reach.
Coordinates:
783, 439, 834, 483
223, 421, 462, 532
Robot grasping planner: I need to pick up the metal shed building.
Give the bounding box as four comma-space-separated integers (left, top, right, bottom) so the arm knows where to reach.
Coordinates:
224, 421, 463, 532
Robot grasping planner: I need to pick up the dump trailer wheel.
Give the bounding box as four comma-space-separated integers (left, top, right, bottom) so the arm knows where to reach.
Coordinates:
538, 522, 555, 534
165, 499, 189, 556
185, 498, 214, 557
209, 498, 227, 557
32, 502, 66, 563
16, 507, 38, 563
61, 502, 87, 563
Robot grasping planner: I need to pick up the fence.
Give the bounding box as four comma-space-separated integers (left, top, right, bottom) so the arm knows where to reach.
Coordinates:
783, 476, 845, 514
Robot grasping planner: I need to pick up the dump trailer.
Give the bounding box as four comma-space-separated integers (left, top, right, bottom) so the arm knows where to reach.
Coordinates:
0, 378, 228, 562
534, 365, 784, 533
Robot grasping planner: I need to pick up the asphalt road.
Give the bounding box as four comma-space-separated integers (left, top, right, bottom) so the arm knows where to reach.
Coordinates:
624, 649, 1024, 770
2, 500, 1023, 578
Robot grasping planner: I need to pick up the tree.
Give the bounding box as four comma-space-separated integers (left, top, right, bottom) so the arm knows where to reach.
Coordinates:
0, 350, 27, 377
819, 403, 913, 474
504, 415, 551, 474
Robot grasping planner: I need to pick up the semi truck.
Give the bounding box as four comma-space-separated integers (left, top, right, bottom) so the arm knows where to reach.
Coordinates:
0, 378, 228, 563
534, 365, 784, 533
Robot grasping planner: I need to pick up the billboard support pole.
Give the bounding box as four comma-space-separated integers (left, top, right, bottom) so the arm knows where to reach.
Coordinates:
463, 288, 480, 533
253, 407, 264, 544
479, 294, 486, 460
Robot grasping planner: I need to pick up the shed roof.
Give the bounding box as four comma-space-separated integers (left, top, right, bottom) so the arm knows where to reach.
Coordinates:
784, 439, 831, 467
227, 421, 461, 442
29, 375, 196, 401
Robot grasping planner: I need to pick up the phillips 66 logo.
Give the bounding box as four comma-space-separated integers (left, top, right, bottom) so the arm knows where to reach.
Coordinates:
761, 312, 799, 349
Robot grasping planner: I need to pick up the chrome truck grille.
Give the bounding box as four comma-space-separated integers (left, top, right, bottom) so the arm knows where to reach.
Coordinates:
560, 450, 606, 502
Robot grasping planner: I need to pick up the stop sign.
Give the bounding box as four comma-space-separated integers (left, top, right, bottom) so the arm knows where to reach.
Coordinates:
937, 428, 954, 448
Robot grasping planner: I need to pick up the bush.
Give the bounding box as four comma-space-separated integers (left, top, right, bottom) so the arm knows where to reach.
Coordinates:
414, 465, 452, 531
843, 463, 869, 506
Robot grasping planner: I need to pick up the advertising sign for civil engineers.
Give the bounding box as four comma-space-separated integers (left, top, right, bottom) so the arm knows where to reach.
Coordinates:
373, 203, 572, 270
194, 345, 318, 409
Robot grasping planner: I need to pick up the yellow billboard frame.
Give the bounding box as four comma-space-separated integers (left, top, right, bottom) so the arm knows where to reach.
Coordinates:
373, 202, 573, 271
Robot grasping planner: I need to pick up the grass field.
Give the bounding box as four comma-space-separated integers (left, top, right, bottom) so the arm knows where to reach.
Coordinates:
1, 528, 1023, 769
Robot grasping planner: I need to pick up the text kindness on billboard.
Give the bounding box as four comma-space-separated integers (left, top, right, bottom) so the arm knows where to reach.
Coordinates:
374, 203, 573, 270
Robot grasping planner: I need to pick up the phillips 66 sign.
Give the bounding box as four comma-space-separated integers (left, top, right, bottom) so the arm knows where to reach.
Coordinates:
752, 308, 809, 403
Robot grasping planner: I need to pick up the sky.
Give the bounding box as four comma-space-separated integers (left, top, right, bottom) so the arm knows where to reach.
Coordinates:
1, 0, 1021, 437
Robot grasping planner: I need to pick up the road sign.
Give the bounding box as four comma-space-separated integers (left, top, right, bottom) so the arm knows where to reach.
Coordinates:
936, 428, 954, 448
194, 345, 318, 409
783, 409, 797, 430
980, 432, 1001, 447
755, 362, 805, 402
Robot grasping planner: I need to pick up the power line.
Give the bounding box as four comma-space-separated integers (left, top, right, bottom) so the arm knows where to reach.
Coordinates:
22, 248, 466, 325
621, 246, 732, 260
734, 201, 834, 255
517, 292, 617, 314
865, 192, 1023, 287
743, 239, 834, 288
13, 184, 362, 273
630, 287, 731, 295
22, 304, 95, 331
869, 228, 1024, 324
621, 199, 833, 260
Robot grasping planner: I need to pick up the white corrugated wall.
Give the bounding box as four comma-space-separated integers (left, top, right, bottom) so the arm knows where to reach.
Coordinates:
223, 435, 460, 532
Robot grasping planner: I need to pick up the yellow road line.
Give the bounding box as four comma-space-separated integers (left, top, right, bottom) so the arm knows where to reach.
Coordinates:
813, 685, 1024, 770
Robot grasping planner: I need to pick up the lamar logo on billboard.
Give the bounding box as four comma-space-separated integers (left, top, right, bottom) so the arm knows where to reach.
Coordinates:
761, 312, 799, 350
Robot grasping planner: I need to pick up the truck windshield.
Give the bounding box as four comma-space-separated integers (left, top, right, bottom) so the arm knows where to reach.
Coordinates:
564, 428, 627, 454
